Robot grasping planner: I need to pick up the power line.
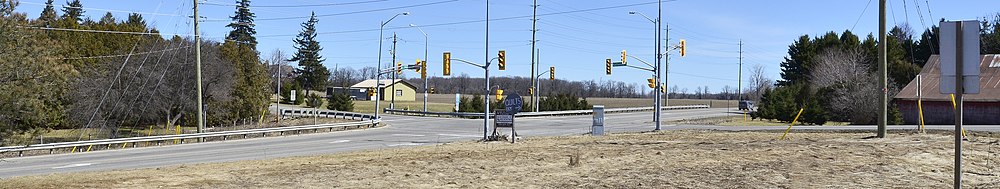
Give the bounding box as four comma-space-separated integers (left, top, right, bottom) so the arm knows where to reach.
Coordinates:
204, 0, 459, 22
851, 0, 874, 31
258, 1, 669, 37
50, 46, 191, 60
201, 0, 387, 8
20, 1, 187, 17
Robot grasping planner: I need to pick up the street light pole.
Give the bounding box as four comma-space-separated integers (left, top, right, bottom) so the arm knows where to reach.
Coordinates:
375, 12, 408, 121
629, 10, 661, 131
410, 24, 429, 112
484, 0, 491, 141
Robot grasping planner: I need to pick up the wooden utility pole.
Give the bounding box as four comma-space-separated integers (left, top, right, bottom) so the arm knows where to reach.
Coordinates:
530, 0, 537, 112
194, 0, 205, 142
877, 0, 887, 138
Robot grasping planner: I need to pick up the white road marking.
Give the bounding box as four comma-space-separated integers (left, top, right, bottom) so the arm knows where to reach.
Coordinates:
52, 163, 93, 169
386, 143, 422, 147
436, 134, 480, 138
328, 140, 351, 144
391, 134, 425, 137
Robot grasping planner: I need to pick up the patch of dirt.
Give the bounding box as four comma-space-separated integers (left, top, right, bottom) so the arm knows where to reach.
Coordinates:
3, 130, 999, 188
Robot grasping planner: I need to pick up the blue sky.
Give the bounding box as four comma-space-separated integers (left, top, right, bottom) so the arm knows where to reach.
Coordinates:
13, 0, 1000, 93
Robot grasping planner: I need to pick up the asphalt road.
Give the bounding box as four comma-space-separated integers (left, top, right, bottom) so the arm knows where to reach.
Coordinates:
0, 108, 994, 178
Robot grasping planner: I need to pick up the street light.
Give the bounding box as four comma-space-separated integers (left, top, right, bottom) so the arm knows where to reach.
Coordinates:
375, 12, 408, 121
410, 24, 429, 112
630, 10, 663, 131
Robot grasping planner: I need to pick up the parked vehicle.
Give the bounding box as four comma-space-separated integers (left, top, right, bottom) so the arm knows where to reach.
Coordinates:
738, 100, 755, 111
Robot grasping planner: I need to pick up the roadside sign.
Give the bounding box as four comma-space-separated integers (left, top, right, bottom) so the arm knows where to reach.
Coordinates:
455, 93, 461, 111
940, 20, 981, 94
503, 93, 523, 115
495, 112, 514, 128
290, 90, 297, 101
592, 105, 604, 136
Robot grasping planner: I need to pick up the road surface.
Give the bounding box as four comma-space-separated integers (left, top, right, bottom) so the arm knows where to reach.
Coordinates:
0, 108, 994, 178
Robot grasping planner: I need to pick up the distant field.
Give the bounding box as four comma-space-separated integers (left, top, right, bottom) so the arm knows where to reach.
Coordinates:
343, 94, 736, 113
585, 98, 737, 109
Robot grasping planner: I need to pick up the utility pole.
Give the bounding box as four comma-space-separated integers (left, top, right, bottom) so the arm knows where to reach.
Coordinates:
483, 0, 491, 140
654, 0, 662, 131
193, 0, 204, 142
391, 33, 398, 109
877, 0, 888, 138
530, 0, 537, 112
664, 23, 670, 107
275, 52, 281, 126
535, 49, 541, 112
739, 40, 743, 115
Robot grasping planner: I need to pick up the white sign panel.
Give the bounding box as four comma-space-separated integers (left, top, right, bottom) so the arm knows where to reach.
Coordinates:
939, 20, 981, 94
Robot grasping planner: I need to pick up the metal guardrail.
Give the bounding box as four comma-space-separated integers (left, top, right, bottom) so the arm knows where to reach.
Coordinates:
383, 105, 710, 118
1, 110, 380, 157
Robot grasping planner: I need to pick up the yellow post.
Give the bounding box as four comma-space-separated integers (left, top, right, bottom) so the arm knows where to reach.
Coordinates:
145, 125, 153, 146
86, 145, 93, 152
259, 107, 268, 127
121, 142, 127, 149
949, 94, 969, 138
917, 100, 926, 132
174, 125, 181, 144
70, 146, 77, 153
780, 108, 805, 140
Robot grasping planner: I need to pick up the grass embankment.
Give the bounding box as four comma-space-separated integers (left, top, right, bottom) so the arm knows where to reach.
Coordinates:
667, 115, 850, 126
4, 130, 998, 188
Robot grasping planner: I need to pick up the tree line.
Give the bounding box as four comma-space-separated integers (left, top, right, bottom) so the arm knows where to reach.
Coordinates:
755, 14, 1000, 125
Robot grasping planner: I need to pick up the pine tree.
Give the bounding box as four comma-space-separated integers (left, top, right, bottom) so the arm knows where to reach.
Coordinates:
290, 12, 330, 91
37, 0, 56, 27
60, 0, 83, 26
225, 0, 257, 48
222, 0, 270, 121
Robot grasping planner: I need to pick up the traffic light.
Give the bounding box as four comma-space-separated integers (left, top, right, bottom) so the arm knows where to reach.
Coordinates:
647, 78, 656, 89
549, 67, 555, 81
396, 62, 402, 74
367, 87, 375, 97
443, 52, 451, 76
420, 60, 427, 79
605, 58, 612, 75
528, 88, 533, 95
429, 87, 435, 94
497, 50, 506, 70
679, 39, 686, 57
414, 59, 422, 73
496, 89, 504, 100
620, 50, 627, 65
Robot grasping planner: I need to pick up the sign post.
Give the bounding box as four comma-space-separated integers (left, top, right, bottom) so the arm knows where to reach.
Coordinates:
940, 20, 981, 189
496, 93, 522, 143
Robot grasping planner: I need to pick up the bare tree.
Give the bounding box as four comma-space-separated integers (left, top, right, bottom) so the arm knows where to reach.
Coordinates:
746, 64, 773, 102
810, 48, 879, 123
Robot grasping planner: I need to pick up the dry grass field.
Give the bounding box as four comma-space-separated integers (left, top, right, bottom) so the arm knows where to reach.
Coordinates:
4, 130, 999, 188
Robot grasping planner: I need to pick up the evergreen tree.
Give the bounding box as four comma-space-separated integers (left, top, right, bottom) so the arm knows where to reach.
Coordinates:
222, 0, 270, 121
777, 35, 814, 86
59, 0, 83, 26
0, 0, 75, 144
37, 0, 56, 27
225, 0, 257, 48
290, 12, 330, 91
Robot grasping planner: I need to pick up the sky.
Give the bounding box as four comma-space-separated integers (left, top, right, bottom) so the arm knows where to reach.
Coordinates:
12, 0, 1000, 93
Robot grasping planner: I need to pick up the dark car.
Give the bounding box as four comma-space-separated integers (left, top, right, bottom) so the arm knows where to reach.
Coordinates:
738, 100, 755, 111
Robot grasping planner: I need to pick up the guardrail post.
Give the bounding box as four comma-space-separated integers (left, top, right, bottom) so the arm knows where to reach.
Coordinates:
49, 149, 54, 154
243, 134, 248, 139
223, 136, 228, 141
180, 139, 185, 144
19, 151, 23, 157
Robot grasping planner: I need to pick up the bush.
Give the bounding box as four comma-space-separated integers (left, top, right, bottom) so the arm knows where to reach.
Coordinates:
754, 84, 827, 125
539, 93, 589, 111
305, 93, 323, 108
326, 92, 354, 111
